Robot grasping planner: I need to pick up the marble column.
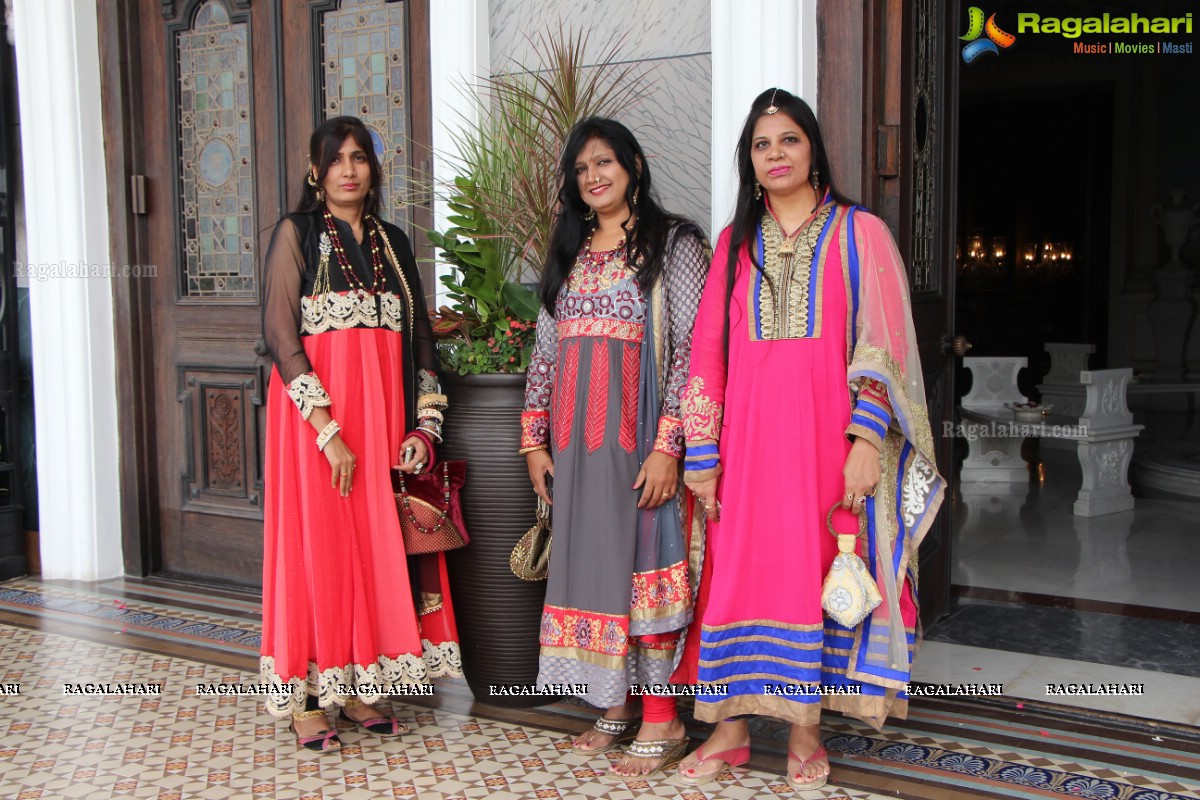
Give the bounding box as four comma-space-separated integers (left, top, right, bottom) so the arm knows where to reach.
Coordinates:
710, 0, 817, 235
11, 1, 121, 579
429, 0, 490, 301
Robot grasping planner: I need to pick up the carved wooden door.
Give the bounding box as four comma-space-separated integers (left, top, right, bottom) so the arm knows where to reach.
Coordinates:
138, 0, 428, 586
818, 0, 959, 624
898, 0, 959, 625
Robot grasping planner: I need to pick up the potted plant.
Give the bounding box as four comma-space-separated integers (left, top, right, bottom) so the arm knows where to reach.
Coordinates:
429, 28, 646, 706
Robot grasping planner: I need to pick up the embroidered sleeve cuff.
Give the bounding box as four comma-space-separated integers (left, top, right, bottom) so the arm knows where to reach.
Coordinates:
653, 416, 684, 458
845, 421, 885, 452
858, 378, 893, 417
287, 372, 331, 420
521, 410, 550, 453
683, 444, 721, 484
846, 378, 892, 450
684, 441, 720, 480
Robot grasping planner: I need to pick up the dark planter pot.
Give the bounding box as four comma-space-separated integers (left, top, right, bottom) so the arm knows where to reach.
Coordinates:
440, 371, 549, 707
0, 504, 25, 580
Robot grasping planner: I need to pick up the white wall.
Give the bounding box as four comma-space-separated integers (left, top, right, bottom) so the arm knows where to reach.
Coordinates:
490, 0, 713, 236
12, 0, 122, 579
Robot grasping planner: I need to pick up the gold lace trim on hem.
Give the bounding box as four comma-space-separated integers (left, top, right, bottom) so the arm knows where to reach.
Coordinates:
258, 640, 462, 717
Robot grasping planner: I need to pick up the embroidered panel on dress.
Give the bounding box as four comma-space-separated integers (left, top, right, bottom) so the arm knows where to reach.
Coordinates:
556, 318, 643, 342
681, 375, 723, 445
300, 290, 406, 334
566, 245, 636, 293
630, 560, 691, 614
583, 338, 610, 453
540, 605, 629, 658
619, 343, 640, 453
556, 247, 646, 344
553, 340, 580, 452
748, 205, 838, 341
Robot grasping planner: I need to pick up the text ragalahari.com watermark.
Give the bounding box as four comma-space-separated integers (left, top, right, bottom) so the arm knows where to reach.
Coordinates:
16, 261, 159, 282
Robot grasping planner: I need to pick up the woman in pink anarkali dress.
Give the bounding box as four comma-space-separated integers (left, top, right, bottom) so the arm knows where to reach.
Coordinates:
674, 89, 945, 791
259, 116, 461, 752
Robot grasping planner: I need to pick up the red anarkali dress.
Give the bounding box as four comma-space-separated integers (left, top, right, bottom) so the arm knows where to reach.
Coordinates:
259, 210, 460, 716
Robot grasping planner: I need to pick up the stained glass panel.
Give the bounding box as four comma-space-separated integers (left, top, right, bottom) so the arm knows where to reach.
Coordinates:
322, 0, 410, 224
177, 1, 257, 298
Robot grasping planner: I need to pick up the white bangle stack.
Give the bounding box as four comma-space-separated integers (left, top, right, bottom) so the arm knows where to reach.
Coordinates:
316, 419, 341, 451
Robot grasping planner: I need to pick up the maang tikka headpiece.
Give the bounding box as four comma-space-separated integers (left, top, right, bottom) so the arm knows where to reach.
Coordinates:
765, 88, 780, 115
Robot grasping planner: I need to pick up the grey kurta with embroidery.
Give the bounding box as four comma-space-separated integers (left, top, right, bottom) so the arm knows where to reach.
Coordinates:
521, 225, 709, 708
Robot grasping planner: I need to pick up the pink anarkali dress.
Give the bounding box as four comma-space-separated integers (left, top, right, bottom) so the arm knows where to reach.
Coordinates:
679, 196, 944, 729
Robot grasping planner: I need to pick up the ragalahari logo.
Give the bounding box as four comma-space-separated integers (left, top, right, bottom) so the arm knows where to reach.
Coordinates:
960, 7, 1017, 62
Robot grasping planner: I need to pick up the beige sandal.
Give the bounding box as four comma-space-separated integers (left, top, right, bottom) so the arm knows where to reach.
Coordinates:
605, 736, 690, 781
570, 716, 637, 755
787, 745, 830, 791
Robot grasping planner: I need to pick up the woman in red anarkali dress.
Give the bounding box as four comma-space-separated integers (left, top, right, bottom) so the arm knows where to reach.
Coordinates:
259, 116, 460, 752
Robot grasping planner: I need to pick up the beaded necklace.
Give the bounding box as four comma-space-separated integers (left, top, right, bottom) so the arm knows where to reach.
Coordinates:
322, 207, 385, 297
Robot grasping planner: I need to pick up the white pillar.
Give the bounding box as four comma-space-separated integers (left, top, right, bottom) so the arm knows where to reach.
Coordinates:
429, 0, 490, 299
710, 0, 818, 234
12, 0, 121, 579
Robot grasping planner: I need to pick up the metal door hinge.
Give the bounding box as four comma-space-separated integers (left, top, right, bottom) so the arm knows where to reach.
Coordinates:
876, 125, 900, 177
130, 175, 147, 215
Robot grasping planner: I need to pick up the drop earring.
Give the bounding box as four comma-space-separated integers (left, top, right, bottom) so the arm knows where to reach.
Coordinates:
810, 169, 821, 194
308, 171, 325, 204
753, 181, 762, 200
585, 207, 596, 222
632, 187, 640, 206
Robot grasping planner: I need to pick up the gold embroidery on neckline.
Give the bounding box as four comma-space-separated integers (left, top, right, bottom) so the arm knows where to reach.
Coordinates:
753, 206, 832, 340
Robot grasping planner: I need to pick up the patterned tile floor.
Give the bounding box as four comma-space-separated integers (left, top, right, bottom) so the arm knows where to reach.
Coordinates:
1, 576, 1199, 800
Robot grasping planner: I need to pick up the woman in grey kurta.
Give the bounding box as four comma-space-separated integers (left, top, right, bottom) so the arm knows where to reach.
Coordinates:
520, 117, 708, 779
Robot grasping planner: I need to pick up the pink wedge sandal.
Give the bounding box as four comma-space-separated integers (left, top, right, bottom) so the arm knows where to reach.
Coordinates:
675, 743, 751, 787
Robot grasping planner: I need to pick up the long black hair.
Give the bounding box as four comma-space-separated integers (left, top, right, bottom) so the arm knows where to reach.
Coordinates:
539, 117, 687, 315
294, 115, 383, 218
722, 89, 857, 346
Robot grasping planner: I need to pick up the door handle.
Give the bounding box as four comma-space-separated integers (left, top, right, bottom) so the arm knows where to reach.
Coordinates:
942, 334, 972, 357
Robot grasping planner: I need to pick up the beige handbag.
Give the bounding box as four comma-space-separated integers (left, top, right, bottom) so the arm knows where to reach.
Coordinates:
509, 497, 552, 581
821, 503, 883, 628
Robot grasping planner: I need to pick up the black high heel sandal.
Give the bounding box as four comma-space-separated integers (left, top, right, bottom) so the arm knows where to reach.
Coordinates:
289, 709, 341, 752
339, 706, 409, 735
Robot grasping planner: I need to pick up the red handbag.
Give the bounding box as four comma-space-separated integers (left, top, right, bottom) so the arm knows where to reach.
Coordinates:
393, 461, 469, 554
